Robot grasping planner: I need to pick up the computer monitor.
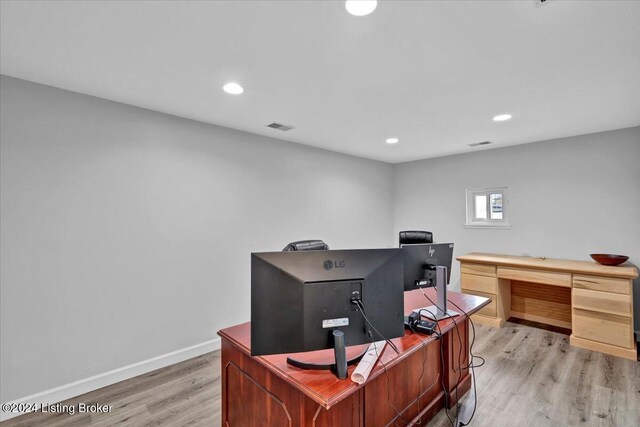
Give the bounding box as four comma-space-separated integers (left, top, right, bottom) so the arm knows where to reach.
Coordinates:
401, 243, 454, 291
251, 248, 404, 378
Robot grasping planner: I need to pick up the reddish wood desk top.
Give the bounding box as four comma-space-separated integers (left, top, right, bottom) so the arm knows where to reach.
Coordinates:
217, 289, 490, 409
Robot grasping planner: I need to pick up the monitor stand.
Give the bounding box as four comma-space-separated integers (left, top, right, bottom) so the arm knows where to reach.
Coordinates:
414, 265, 460, 321
286, 330, 367, 379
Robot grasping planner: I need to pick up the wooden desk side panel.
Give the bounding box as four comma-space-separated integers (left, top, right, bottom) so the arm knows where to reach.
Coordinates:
221, 339, 361, 427
363, 338, 443, 426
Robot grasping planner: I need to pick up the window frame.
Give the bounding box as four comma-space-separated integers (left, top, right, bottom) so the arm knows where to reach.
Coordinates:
465, 187, 510, 229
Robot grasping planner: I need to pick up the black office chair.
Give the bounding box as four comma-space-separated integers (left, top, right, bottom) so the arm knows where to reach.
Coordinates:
398, 230, 433, 246
282, 240, 329, 251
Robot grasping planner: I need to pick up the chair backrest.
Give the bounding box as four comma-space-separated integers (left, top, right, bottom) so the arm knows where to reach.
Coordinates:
398, 230, 433, 246
282, 240, 329, 252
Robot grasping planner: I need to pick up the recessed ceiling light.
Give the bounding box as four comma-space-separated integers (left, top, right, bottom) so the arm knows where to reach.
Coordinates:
223, 82, 244, 95
493, 114, 512, 122
345, 0, 377, 16
386, 137, 399, 144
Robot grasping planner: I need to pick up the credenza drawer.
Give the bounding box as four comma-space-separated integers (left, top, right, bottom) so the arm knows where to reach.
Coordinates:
497, 266, 571, 287
573, 308, 633, 349
461, 289, 496, 317
572, 274, 631, 295
461, 273, 498, 294
460, 263, 496, 277
573, 288, 632, 318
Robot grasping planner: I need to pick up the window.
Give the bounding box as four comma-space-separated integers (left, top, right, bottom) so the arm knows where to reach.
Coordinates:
465, 187, 510, 228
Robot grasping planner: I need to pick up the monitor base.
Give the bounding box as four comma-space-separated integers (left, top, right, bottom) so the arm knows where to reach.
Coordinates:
286, 330, 367, 379
413, 306, 460, 321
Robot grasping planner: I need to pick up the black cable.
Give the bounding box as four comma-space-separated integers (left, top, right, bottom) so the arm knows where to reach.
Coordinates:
405, 322, 441, 425
417, 307, 455, 427
357, 302, 438, 426
353, 299, 400, 354
423, 291, 484, 427
351, 298, 412, 425
452, 305, 484, 370
419, 290, 465, 427
447, 299, 484, 368
445, 298, 475, 427
418, 307, 455, 427
354, 295, 473, 426
368, 338, 396, 423
369, 328, 417, 426
450, 300, 478, 427
447, 298, 483, 426
414, 281, 487, 427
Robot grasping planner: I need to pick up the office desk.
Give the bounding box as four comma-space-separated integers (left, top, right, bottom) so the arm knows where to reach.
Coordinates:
458, 253, 638, 360
217, 289, 489, 426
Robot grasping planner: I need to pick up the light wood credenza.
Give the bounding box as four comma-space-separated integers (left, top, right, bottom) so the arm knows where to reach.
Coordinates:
457, 253, 638, 360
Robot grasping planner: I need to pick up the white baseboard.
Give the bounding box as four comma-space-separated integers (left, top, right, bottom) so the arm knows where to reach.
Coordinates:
0, 338, 221, 422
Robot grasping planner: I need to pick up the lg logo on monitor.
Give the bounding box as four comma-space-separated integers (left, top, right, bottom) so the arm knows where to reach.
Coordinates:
323, 260, 345, 271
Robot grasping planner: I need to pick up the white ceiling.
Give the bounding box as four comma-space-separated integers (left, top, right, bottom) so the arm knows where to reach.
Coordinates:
1, 1, 639, 163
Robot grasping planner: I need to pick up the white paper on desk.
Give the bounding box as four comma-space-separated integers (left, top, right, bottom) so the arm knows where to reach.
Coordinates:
351, 341, 386, 384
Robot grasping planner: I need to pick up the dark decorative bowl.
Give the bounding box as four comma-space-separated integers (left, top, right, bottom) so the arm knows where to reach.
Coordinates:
590, 254, 629, 266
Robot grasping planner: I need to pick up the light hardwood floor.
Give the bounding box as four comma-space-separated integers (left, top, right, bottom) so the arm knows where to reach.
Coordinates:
3, 321, 638, 426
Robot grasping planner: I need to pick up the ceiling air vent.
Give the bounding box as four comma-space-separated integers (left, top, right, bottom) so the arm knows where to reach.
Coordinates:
468, 141, 493, 147
267, 122, 294, 131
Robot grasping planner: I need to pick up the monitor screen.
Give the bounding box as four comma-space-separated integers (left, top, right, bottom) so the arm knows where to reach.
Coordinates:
401, 243, 454, 291
251, 248, 404, 356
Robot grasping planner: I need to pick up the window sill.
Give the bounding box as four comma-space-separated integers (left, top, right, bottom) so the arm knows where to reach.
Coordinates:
464, 223, 511, 230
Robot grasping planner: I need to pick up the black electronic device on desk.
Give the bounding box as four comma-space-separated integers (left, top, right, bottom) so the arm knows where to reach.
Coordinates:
404, 312, 437, 335
251, 248, 404, 379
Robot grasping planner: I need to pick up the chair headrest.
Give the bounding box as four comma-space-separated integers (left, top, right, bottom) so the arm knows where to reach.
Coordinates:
399, 230, 433, 246
282, 240, 329, 252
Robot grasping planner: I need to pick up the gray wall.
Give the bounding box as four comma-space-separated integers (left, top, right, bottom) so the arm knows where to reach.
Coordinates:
2, 74, 638, 404
393, 126, 640, 333
0, 76, 394, 402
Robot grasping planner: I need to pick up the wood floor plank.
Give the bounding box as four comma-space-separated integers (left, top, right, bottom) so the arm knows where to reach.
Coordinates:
429, 321, 639, 427
2, 322, 637, 427
89, 405, 151, 427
